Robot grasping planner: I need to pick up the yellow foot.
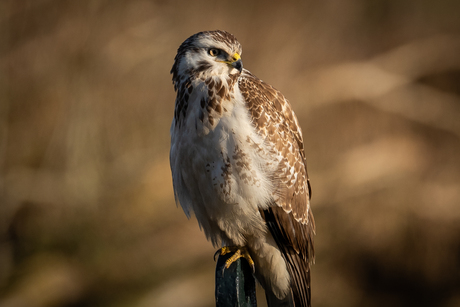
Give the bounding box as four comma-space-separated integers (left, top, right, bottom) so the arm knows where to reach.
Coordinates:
214, 246, 255, 273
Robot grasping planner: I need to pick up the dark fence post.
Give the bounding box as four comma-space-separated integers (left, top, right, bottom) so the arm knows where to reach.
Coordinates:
215, 252, 257, 307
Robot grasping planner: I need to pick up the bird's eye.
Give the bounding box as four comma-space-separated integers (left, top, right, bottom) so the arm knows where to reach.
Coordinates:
208, 48, 220, 57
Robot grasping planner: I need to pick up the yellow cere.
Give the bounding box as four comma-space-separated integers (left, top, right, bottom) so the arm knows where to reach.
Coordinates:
220, 53, 241, 64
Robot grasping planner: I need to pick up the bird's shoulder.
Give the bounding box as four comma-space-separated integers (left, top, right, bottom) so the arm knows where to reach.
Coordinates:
237, 69, 312, 220
237, 70, 305, 158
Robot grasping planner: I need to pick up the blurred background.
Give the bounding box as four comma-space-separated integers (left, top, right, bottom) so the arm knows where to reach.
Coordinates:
1, 0, 460, 306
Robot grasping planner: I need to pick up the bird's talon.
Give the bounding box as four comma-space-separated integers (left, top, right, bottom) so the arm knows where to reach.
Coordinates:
215, 246, 255, 273
213, 250, 220, 261
214, 246, 234, 261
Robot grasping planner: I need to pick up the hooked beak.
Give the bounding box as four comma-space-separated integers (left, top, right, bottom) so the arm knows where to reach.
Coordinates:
232, 59, 243, 73
226, 53, 243, 73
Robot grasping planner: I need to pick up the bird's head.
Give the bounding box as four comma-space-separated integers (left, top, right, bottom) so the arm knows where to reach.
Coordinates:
171, 30, 243, 85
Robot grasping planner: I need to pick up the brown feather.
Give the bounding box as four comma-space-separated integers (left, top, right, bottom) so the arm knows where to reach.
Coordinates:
261, 207, 314, 307
240, 70, 315, 307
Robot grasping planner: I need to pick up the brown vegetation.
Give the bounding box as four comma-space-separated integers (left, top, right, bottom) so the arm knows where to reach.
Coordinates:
1, 1, 460, 306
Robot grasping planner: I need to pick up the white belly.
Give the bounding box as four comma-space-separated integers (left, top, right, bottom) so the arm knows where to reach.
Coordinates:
170, 84, 290, 299
170, 88, 276, 246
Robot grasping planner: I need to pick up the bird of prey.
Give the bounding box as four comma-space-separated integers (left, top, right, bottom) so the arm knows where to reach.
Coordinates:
170, 30, 315, 307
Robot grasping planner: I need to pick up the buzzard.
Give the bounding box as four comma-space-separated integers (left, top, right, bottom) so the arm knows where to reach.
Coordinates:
170, 30, 315, 307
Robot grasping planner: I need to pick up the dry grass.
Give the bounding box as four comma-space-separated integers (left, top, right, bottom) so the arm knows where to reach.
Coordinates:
1, 1, 460, 306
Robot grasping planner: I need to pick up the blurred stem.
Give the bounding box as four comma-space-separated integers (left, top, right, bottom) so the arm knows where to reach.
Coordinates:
0, 0, 10, 197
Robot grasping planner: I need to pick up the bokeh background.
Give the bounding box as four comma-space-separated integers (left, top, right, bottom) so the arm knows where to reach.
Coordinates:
1, 0, 460, 306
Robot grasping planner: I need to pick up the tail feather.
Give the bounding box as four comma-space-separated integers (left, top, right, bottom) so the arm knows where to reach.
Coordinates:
282, 248, 311, 307
261, 207, 314, 307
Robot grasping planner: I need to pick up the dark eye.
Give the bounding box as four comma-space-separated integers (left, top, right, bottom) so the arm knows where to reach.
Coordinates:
208, 48, 220, 57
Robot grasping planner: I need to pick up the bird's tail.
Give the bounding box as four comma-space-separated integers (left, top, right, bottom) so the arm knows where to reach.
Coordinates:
261, 206, 314, 307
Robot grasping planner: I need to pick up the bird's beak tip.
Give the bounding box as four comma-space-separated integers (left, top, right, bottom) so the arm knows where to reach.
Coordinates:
232, 59, 243, 73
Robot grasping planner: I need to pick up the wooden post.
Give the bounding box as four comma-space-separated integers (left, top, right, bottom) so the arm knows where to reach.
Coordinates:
215, 252, 257, 307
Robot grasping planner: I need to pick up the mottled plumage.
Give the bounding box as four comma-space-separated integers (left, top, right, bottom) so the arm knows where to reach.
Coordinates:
170, 30, 315, 307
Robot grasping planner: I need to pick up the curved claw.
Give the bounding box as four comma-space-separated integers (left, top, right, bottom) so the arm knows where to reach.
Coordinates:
214, 246, 256, 273
214, 246, 235, 261
214, 249, 221, 261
